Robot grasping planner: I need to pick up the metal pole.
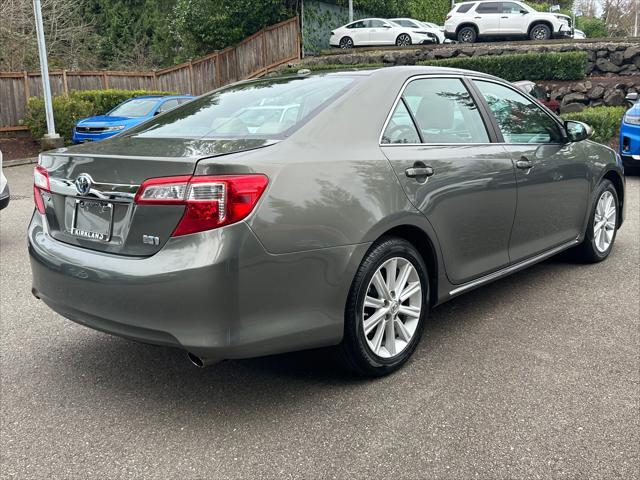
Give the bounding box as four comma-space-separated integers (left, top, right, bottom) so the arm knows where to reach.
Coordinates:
349, 0, 353, 22
635, 0, 638, 37
33, 0, 58, 139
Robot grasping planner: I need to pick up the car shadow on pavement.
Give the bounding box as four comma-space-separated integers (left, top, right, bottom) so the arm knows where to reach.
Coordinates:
46, 250, 592, 415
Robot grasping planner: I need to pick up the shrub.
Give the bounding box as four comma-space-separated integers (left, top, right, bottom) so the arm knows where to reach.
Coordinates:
23, 95, 94, 143
561, 106, 626, 144
23, 89, 174, 144
419, 51, 587, 81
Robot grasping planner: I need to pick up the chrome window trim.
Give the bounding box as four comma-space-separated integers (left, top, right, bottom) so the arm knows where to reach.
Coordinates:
379, 73, 569, 148
378, 73, 495, 147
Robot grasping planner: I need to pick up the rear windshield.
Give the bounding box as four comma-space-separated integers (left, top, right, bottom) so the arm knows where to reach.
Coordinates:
127, 75, 357, 140
456, 3, 475, 13
109, 99, 159, 117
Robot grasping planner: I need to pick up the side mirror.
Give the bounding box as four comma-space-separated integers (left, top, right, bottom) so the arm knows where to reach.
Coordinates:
625, 92, 638, 107
382, 25, 392, 28
520, 10, 529, 14
565, 120, 593, 142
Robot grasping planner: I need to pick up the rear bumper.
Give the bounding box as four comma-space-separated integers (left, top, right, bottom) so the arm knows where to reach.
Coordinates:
29, 212, 365, 360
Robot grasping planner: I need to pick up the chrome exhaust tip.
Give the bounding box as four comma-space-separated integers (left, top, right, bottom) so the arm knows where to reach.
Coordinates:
187, 352, 219, 368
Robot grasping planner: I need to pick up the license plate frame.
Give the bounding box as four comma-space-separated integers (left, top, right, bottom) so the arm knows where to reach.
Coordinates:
70, 199, 114, 242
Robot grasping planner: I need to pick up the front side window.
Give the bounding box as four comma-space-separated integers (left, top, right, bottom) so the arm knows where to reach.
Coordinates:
157, 99, 179, 114
368, 19, 388, 28
501, 2, 525, 13
474, 80, 564, 144
476, 2, 500, 13
126, 75, 356, 139
394, 78, 490, 144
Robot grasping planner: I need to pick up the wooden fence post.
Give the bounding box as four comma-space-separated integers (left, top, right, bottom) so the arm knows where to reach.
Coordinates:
102, 72, 108, 89
62, 69, 69, 94
152, 70, 157, 91
262, 30, 267, 71
188, 60, 195, 95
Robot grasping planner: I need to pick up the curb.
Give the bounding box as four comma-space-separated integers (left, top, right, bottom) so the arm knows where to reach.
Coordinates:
4, 157, 38, 168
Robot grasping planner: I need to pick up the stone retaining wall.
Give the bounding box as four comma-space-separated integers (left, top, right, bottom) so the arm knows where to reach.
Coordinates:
299, 40, 640, 77
541, 78, 639, 113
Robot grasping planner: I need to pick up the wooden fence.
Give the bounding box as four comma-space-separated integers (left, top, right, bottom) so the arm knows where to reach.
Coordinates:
0, 17, 300, 131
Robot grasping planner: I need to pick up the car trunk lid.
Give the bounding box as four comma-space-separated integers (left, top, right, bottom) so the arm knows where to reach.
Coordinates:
38, 137, 276, 256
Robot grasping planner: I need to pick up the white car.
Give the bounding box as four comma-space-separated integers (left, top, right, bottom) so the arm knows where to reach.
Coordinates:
330, 18, 437, 48
444, 1, 574, 43
573, 28, 586, 39
0, 150, 9, 211
389, 18, 445, 44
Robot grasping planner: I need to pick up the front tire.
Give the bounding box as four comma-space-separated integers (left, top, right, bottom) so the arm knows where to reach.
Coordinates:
529, 23, 551, 40
573, 180, 619, 263
338, 237, 429, 376
396, 33, 412, 47
457, 26, 477, 43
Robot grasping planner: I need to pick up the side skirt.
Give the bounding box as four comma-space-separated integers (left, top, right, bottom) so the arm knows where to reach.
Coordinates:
448, 238, 580, 297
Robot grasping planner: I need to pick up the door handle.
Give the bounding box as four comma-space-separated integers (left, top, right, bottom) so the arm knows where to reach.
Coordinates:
515, 157, 533, 170
501, 15, 509, 18
474, 16, 481, 19
405, 166, 434, 178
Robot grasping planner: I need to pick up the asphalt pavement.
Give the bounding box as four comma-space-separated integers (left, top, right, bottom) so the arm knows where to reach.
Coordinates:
1, 164, 638, 479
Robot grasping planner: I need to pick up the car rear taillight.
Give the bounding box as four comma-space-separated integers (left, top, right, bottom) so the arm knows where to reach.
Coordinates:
135, 174, 269, 237
33, 165, 50, 214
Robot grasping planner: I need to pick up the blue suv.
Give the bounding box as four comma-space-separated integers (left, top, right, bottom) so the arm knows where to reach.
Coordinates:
620, 92, 640, 171
72, 95, 194, 144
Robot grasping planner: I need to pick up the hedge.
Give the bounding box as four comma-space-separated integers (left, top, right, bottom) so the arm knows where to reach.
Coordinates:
418, 51, 587, 82
561, 106, 626, 144
23, 89, 174, 143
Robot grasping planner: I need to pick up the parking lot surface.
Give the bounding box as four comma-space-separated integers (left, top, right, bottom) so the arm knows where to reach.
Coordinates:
1, 164, 638, 479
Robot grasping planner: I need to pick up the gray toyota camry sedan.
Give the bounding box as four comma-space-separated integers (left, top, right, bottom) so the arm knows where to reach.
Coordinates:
29, 67, 625, 376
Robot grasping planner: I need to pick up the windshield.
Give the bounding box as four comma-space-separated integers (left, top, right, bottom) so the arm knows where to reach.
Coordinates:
127, 75, 357, 139
109, 99, 159, 117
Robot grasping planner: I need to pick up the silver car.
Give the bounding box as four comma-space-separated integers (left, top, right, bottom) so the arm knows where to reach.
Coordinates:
29, 67, 625, 376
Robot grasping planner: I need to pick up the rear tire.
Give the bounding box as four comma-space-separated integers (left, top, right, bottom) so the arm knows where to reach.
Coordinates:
573, 180, 619, 263
529, 23, 551, 40
457, 26, 477, 43
339, 36, 354, 49
337, 237, 429, 377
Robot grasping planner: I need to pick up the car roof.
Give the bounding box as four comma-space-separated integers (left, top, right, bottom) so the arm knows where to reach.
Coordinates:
128, 95, 194, 100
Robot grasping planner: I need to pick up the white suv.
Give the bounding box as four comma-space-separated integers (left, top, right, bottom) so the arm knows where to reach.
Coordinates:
444, 1, 573, 43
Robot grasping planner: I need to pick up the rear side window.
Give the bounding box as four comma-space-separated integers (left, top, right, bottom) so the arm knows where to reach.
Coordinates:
476, 2, 500, 13
385, 78, 489, 144
474, 80, 563, 144
382, 101, 420, 144
347, 21, 366, 29
456, 3, 476, 13
127, 76, 356, 139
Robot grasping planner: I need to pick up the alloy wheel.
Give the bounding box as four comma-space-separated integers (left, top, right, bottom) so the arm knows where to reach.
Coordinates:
362, 257, 422, 358
532, 26, 549, 40
460, 30, 473, 42
340, 37, 353, 49
397, 34, 411, 46
593, 190, 616, 253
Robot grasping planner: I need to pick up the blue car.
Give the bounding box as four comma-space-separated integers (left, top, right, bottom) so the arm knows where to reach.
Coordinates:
72, 95, 194, 143
620, 92, 640, 171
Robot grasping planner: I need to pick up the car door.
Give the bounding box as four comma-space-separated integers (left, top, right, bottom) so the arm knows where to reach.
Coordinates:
381, 76, 518, 285
472, 79, 591, 263
368, 19, 394, 45
345, 20, 369, 45
499, 2, 529, 34
473, 2, 502, 34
